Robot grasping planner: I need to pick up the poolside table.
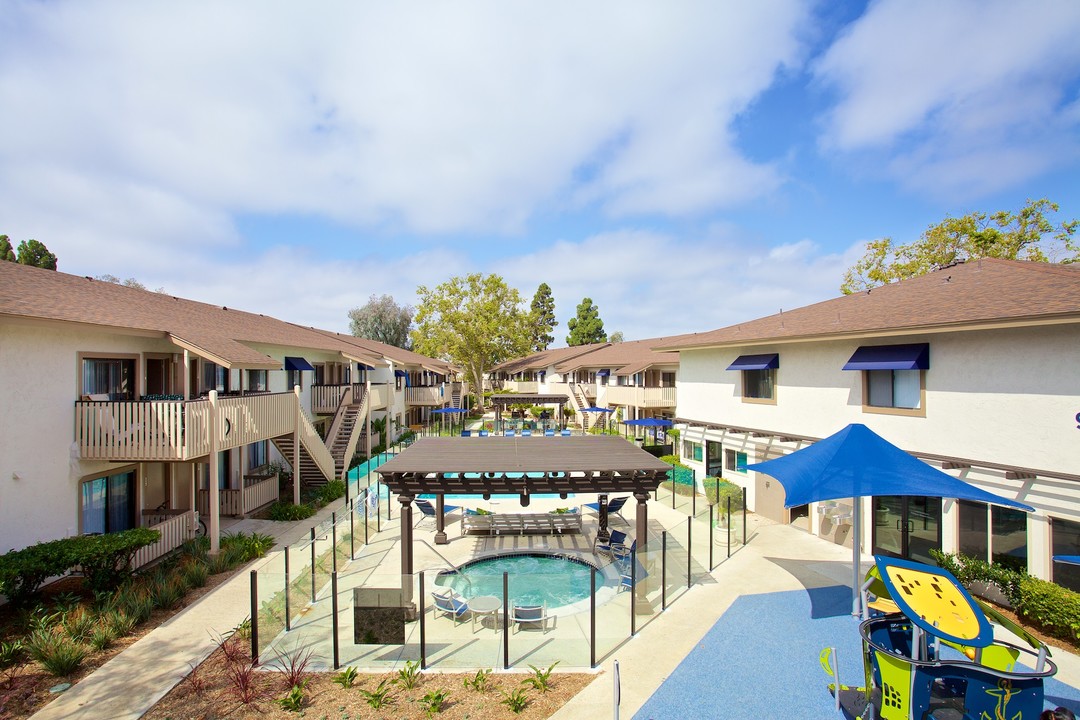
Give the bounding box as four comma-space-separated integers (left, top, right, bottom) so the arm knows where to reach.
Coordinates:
468, 595, 502, 632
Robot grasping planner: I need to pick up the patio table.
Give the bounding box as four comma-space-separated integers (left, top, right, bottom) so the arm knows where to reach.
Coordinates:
468, 595, 502, 632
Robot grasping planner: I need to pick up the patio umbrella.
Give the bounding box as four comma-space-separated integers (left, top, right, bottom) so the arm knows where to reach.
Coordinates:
579, 406, 614, 433
744, 423, 1033, 615
430, 406, 468, 434
622, 417, 674, 443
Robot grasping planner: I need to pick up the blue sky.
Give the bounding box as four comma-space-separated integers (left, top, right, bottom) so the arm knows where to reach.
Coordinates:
1, 0, 1078, 343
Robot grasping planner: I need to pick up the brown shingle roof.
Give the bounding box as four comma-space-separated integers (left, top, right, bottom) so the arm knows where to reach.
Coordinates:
553, 336, 680, 373
0, 262, 443, 370
494, 344, 607, 374
656, 259, 1080, 351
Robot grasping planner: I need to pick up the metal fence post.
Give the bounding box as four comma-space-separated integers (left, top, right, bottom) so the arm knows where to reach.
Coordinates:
742, 486, 748, 544
364, 490, 370, 544
691, 468, 696, 517
249, 570, 259, 665
310, 527, 316, 602
709, 505, 714, 571
349, 500, 355, 560
332, 512, 338, 573
630, 548, 637, 636
687, 517, 692, 587
727, 496, 732, 559
331, 571, 339, 669
420, 572, 427, 669
284, 546, 291, 631
503, 572, 510, 670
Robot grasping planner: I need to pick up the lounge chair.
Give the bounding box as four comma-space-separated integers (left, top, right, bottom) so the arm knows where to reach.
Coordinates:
595, 529, 630, 557
462, 509, 493, 535
549, 508, 582, 534
460, 430, 471, 437
544, 429, 555, 436
478, 430, 489, 437
560, 429, 572, 436
520, 429, 532, 437
503, 429, 515, 436
583, 495, 631, 525
612, 538, 637, 562
431, 591, 469, 624
414, 498, 460, 528
512, 603, 555, 633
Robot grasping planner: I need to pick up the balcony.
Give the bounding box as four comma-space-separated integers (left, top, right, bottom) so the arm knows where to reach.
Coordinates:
404, 386, 446, 406
503, 381, 539, 393
603, 385, 677, 409
197, 472, 279, 518
75, 391, 297, 462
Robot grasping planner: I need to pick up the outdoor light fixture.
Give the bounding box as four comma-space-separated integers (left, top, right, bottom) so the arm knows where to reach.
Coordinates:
483, 493, 491, 500
559, 492, 568, 500
520, 486, 530, 507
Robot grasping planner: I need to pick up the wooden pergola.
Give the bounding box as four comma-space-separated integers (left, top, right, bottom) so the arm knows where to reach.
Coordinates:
488, 393, 568, 429
374, 435, 672, 589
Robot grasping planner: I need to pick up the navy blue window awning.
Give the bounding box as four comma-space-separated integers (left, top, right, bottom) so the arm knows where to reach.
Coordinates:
843, 343, 929, 371
284, 356, 315, 372
726, 354, 779, 371
596, 369, 610, 377
394, 369, 408, 378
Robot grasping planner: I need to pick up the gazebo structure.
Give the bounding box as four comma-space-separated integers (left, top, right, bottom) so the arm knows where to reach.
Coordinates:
374, 435, 673, 605
488, 393, 568, 431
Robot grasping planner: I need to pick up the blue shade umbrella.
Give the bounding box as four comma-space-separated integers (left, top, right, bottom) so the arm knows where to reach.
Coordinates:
621, 418, 673, 427
430, 406, 469, 434
745, 423, 1033, 614
579, 406, 614, 412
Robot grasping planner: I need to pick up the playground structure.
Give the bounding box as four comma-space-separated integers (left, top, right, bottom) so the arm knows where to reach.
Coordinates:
823, 555, 1057, 720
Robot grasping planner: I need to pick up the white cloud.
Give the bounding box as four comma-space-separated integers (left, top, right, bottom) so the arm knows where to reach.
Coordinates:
814, 0, 1080, 199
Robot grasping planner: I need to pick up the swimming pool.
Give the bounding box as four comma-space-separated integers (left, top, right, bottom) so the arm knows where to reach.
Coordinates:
434, 553, 597, 609
419, 492, 573, 501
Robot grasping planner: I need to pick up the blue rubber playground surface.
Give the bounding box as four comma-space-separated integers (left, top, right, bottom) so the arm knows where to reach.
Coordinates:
634, 585, 1080, 720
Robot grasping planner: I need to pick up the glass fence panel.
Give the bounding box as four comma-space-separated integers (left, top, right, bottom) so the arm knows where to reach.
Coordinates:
422, 568, 504, 670
255, 570, 285, 662
507, 569, 588, 670
593, 555, 630, 665
332, 508, 352, 572
311, 520, 335, 604
633, 536, 664, 633
284, 539, 317, 631
662, 519, 691, 608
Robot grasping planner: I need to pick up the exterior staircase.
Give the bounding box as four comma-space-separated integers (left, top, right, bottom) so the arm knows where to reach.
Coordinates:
327, 388, 369, 478
271, 436, 333, 489
570, 383, 593, 431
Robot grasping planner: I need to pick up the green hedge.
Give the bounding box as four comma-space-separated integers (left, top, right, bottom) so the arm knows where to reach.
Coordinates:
704, 478, 745, 510
0, 529, 160, 605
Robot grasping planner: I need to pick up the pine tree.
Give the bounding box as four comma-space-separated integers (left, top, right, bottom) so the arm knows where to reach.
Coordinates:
566, 297, 607, 346
0, 235, 15, 262
528, 283, 557, 351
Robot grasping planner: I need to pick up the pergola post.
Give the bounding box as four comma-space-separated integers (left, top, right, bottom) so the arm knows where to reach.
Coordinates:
435, 493, 448, 545
399, 494, 416, 617
596, 493, 610, 543
635, 491, 649, 550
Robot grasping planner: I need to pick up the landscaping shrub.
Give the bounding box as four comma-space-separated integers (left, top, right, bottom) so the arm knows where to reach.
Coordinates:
25, 627, 87, 677
73, 528, 161, 595
151, 575, 187, 610
181, 558, 209, 588
1015, 576, 1080, 642
315, 480, 346, 506
0, 539, 80, 606
930, 550, 1024, 606
704, 478, 745, 511
221, 531, 275, 561
268, 502, 316, 522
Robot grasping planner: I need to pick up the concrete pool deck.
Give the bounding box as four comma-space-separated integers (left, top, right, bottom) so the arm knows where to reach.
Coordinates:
29, 486, 1080, 719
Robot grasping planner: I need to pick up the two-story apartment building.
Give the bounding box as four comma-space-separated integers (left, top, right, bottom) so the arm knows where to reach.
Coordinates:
0, 262, 453, 562
658, 259, 1080, 587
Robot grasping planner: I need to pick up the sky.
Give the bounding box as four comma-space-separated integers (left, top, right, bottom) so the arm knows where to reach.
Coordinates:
1, 0, 1079, 344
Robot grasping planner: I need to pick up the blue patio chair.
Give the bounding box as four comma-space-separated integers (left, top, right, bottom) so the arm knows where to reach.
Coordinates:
560, 429, 572, 436
612, 538, 637, 562
460, 430, 471, 437
618, 555, 649, 592
431, 591, 469, 625
544, 429, 555, 436
479, 430, 489, 437
512, 603, 555, 633
414, 498, 460, 528
583, 495, 631, 525
595, 529, 630, 557
521, 429, 532, 437
503, 429, 515, 436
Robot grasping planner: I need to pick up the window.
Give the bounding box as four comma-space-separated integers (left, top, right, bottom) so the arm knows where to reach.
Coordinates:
743, 369, 775, 400
247, 370, 268, 392
247, 441, 268, 471
866, 369, 921, 409
1053, 518, 1080, 592
82, 357, 136, 400
287, 369, 302, 391
681, 441, 703, 462
661, 372, 676, 387
202, 362, 229, 393
958, 500, 1027, 573
725, 449, 747, 473
81, 470, 135, 534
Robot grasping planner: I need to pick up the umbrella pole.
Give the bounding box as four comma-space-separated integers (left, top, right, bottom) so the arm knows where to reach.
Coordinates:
852, 495, 862, 617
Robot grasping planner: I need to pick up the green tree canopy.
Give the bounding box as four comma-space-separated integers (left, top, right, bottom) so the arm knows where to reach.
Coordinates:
609, 330, 624, 343
0, 235, 15, 262
566, 297, 607, 346
95, 274, 149, 290
15, 239, 58, 270
411, 274, 531, 409
841, 198, 1078, 294
348, 294, 414, 349
528, 282, 557, 352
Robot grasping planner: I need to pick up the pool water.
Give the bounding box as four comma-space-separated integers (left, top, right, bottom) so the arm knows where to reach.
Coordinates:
419, 492, 572, 501
435, 553, 595, 608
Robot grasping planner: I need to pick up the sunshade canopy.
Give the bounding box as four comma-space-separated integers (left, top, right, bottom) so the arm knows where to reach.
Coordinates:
745, 423, 1033, 511
622, 418, 673, 427
726, 354, 779, 371
580, 406, 615, 412
284, 356, 315, 372
842, 343, 929, 371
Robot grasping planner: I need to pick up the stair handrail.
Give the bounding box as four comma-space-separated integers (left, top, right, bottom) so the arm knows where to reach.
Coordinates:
338, 388, 368, 479
416, 538, 474, 593
297, 406, 337, 482
324, 385, 354, 449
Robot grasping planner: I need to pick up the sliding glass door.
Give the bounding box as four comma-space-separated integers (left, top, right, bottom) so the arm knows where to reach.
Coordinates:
872, 495, 941, 565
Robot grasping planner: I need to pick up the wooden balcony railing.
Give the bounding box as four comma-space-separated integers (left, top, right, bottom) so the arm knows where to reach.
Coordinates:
133, 511, 195, 569
197, 474, 279, 518
404, 386, 445, 405
312, 384, 350, 414
368, 384, 389, 409
602, 385, 677, 408
216, 392, 295, 452
504, 381, 539, 393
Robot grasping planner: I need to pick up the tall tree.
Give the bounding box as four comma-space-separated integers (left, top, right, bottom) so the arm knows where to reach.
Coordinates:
841, 198, 1078, 294
566, 297, 607, 346
609, 330, 624, 343
0, 235, 15, 262
528, 282, 557, 352
348, 294, 414, 349
411, 274, 530, 409
15, 239, 58, 270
